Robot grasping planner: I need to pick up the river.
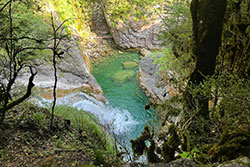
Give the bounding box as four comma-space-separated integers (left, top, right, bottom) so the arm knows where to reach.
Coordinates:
38, 52, 158, 150
92, 52, 158, 145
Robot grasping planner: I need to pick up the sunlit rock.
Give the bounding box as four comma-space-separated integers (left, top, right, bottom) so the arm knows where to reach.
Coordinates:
140, 48, 152, 57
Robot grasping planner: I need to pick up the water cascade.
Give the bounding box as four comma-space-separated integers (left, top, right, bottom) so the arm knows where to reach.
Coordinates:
39, 52, 158, 149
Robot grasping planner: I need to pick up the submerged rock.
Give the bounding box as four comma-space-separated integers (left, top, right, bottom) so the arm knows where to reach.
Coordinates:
112, 70, 135, 83
122, 61, 138, 69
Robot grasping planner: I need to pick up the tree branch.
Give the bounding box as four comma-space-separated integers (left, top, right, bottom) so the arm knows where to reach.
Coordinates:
0, 66, 37, 114
0, 0, 11, 12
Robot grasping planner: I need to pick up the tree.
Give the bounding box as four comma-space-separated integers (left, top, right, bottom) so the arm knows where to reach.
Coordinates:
0, 0, 67, 124
49, 12, 71, 127
0, 0, 40, 123
217, 0, 250, 77
186, 0, 227, 118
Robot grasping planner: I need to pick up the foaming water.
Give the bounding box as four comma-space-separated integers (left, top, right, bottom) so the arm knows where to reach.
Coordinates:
38, 52, 158, 153
39, 92, 139, 136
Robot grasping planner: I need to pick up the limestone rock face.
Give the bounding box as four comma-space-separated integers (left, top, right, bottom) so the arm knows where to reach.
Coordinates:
16, 35, 105, 103
109, 20, 163, 50
138, 52, 168, 104
86, 3, 116, 61
95, 2, 163, 50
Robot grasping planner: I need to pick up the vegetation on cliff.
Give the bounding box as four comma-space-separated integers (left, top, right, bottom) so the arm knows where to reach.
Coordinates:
132, 0, 250, 165
0, 0, 250, 166
0, 102, 118, 166
0, 0, 118, 166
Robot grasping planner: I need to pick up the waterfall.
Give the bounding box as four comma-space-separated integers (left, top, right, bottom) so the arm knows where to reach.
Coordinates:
37, 92, 139, 136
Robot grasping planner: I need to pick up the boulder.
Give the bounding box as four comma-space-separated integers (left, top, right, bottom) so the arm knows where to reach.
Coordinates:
112, 70, 135, 83
140, 48, 152, 57
217, 157, 250, 167
122, 158, 197, 167
138, 54, 169, 104
122, 61, 138, 69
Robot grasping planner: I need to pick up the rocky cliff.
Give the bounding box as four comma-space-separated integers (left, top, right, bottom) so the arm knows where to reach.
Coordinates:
110, 20, 163, 50
138, 49, 169, 104
17, 33, 106, 103
99, 1, 163, 50
15, 6, 108, 103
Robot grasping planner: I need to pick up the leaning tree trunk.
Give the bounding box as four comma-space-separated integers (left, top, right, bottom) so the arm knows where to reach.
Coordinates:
187, 0, 227, 118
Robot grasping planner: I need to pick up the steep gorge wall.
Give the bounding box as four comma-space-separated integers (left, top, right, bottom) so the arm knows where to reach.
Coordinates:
110, 20, 163, 50
16, 1, 108, 103
18, 0, 164, 103
138, 49, 169, 104
99, 0, 163, 50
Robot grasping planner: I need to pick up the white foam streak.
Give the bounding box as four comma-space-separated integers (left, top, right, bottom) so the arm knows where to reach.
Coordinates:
38, 92, 138, 135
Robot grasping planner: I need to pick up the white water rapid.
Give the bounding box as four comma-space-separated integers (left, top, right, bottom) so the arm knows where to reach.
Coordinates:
37, 92, 139, 136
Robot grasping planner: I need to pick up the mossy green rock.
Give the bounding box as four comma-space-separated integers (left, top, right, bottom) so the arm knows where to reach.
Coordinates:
112, 70, 135, 83
122, 61, 138, 69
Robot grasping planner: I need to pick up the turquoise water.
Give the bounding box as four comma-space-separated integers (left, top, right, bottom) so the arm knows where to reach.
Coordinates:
93, 52, 157, 142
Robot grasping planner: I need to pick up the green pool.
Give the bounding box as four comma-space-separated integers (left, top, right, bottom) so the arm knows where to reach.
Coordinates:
93, 52, 158, 142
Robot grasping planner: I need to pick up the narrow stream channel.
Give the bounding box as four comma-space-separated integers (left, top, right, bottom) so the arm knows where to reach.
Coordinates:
38, 52, 158, 151
93, 52, 158, 145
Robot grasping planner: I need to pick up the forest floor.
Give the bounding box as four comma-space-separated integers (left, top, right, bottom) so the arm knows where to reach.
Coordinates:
0, 102, 116, 167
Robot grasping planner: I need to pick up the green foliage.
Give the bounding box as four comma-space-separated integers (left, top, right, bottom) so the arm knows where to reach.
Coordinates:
103, 0, 165, 25
0, 0, 53, 123
0, 0, 51, 59
161, 0, 192, 58
53, 105, 115, 154
157, 71, 250, 163
94, 149, 106, 166
152, 0, 192, 90
218, 0, 250, 76
180, 147, 199, 159
53, 105, 118, 166
12, 3, 50, 39
153, 47, 191, 82
191, 74, 250, 130
32, 112, 47, 127
46, 0, 95, 43
0, 0, 51, 68
134, 0, 249, 164
0, 149, 11, 161
56, 138, 63, 148
181, 73, 250, 162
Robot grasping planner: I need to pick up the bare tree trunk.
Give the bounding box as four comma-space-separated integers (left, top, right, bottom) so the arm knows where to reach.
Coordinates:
50, 13, 57, 127
49, 13, 70, 127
